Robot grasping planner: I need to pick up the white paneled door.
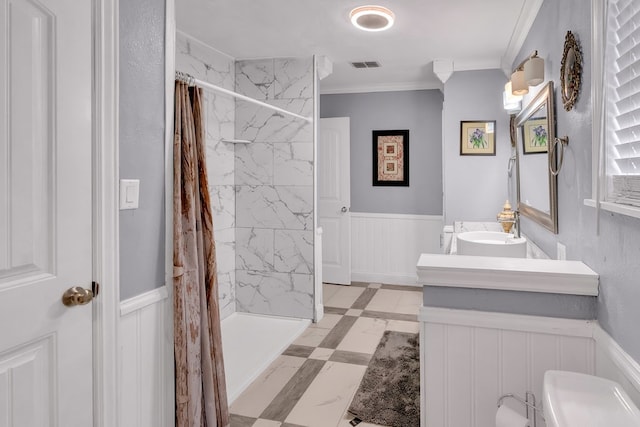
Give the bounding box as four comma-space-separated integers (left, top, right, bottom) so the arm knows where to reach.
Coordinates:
318, 118, 351, 285
0, 0, 93, 426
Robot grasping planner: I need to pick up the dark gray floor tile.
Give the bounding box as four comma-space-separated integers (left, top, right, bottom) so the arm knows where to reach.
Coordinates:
324, 306, 348, 315
282, 344, 314, 358
230, 413, 256, 427
351, 288, 378, 310
381, 284, 423, 292
361, 310, 418, 322
260, 359, 326, 421
329, 350, 372, 366
349, 281, 370, 287
318, 315, 358, 349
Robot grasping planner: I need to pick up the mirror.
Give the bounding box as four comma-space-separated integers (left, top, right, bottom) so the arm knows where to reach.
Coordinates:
515, 81, 558, 233
560, 31, 583, 111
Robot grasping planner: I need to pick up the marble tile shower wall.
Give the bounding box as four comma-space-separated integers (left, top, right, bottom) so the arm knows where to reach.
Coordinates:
234, 58, 315, 319
176, 33, 236, 319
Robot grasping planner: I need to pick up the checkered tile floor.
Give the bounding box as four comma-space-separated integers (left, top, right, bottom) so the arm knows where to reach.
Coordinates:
229, 282, 423, 427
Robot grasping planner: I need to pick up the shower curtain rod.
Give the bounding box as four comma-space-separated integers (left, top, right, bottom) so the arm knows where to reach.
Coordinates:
175, 71, 313, 123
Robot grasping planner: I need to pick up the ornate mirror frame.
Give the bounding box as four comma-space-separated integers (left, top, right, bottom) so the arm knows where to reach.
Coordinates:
560, 30, 583, 111
515, 81, 559, 233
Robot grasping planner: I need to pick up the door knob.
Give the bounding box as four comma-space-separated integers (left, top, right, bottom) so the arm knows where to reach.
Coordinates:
341, 206, 348, 213
62, 286, 94, 307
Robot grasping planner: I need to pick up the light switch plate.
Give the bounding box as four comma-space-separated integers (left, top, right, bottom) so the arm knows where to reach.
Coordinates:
119, 179, 140, 210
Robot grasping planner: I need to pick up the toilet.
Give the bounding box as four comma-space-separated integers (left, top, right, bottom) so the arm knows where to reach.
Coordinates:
543, 370, 640, 426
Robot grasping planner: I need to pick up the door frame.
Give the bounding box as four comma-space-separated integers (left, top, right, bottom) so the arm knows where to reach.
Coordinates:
92, 0, 120, 425
163, 0, 176, 420
92, 0, 176, 424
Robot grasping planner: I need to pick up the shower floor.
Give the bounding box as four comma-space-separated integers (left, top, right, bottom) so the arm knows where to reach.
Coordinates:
221, 312, 310, 403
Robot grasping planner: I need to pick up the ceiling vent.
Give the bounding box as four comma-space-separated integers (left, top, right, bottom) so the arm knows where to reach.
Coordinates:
351, 61, 381, 69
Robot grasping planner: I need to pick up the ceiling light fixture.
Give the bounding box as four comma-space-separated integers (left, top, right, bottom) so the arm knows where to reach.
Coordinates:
350, 5, 395, 32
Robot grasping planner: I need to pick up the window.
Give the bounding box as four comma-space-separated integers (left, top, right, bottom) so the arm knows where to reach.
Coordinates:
600, 0, 640, 208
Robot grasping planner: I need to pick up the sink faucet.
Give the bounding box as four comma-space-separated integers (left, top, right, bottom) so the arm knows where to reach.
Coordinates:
513, 210, 521, 238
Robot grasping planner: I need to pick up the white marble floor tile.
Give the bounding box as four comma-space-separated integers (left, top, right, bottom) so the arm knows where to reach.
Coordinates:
346, 309, 363, 317
386, 319, 420, 334
293, 326, 332, 347
396, 290, 424, 315
251, 420, 282, 427
323, 286, 365, 309
309, 347, 334, 361
309, 313, 342, 330
336, 317, 388, 355
322, 283, 341, 302
365, 289, 422, 315
230, 355, 305, 418
284, 361, 367, 427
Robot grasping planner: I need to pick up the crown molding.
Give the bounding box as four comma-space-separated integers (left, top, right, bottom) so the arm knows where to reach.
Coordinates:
320, 80, 442, 95
433, 59, 454, 84
453, 58, 502, 72
501, 0, 544, 76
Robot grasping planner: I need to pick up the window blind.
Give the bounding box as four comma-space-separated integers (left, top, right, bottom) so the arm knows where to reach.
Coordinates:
609, 0, 640, 206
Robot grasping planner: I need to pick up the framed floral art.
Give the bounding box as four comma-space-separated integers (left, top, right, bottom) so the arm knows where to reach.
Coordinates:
522, 117, 549, 154
372, 129, 409, 186
460, 120, 496, 156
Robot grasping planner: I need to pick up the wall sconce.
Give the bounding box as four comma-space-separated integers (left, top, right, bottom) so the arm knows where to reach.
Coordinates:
503, 51, 544, 112
510, 51, 544, 96
503, 81, 522, 113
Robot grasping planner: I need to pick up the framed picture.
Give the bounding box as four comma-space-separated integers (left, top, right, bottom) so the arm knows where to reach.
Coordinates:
372, 129, 409, 186
460, 121, 496, 156
522, 117, 549, 154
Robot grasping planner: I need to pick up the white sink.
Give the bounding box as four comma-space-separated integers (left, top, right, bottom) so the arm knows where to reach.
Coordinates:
544, 370, 640, 427
456, 231, 526, 258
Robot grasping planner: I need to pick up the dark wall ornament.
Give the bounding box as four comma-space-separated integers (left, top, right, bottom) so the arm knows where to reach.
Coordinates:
372, 130, 409, 186
560, 30, 583, 111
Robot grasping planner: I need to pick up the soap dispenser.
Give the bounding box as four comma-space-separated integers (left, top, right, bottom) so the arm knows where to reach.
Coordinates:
497, 200, 516, 233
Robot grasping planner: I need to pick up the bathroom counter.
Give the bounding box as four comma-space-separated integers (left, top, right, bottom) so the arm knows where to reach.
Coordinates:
417, 253, 599, 296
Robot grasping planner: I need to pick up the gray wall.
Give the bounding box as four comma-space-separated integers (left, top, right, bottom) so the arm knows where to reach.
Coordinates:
443, 70, 512, 224
119, 0, 166, 300
320, 90, 443, 215
423, 286, 596, 320
517, 0, 640, 362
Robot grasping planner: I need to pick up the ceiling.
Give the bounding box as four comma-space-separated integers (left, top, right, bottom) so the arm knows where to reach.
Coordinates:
176, 0, 543, 94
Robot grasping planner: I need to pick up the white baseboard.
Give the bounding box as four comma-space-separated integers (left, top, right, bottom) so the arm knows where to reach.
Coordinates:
351, 212, 442, 285
119, 287, 173, 427
351, 272, 419, 286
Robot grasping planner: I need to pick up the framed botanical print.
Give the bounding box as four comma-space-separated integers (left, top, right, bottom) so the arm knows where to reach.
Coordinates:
460, 121, 496, 156
522, 117, 549, 154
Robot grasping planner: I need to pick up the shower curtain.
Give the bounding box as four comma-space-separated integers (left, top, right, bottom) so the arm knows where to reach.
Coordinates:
173, 81, 230, 427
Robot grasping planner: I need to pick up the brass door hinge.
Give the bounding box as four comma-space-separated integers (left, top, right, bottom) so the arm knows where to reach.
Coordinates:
92, 281, 100, 298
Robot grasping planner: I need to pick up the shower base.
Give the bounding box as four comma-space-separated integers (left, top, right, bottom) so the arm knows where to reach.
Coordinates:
221, 312, 310, 403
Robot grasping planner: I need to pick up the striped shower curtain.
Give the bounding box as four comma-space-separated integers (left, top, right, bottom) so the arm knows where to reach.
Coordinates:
173, 80, 230, 427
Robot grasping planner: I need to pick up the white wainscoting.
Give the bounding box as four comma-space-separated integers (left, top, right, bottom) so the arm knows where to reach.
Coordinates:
119, 287, 173, 427
351, 212, 442, 285
594, 325, 640, 407
420, 307, 595, 427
